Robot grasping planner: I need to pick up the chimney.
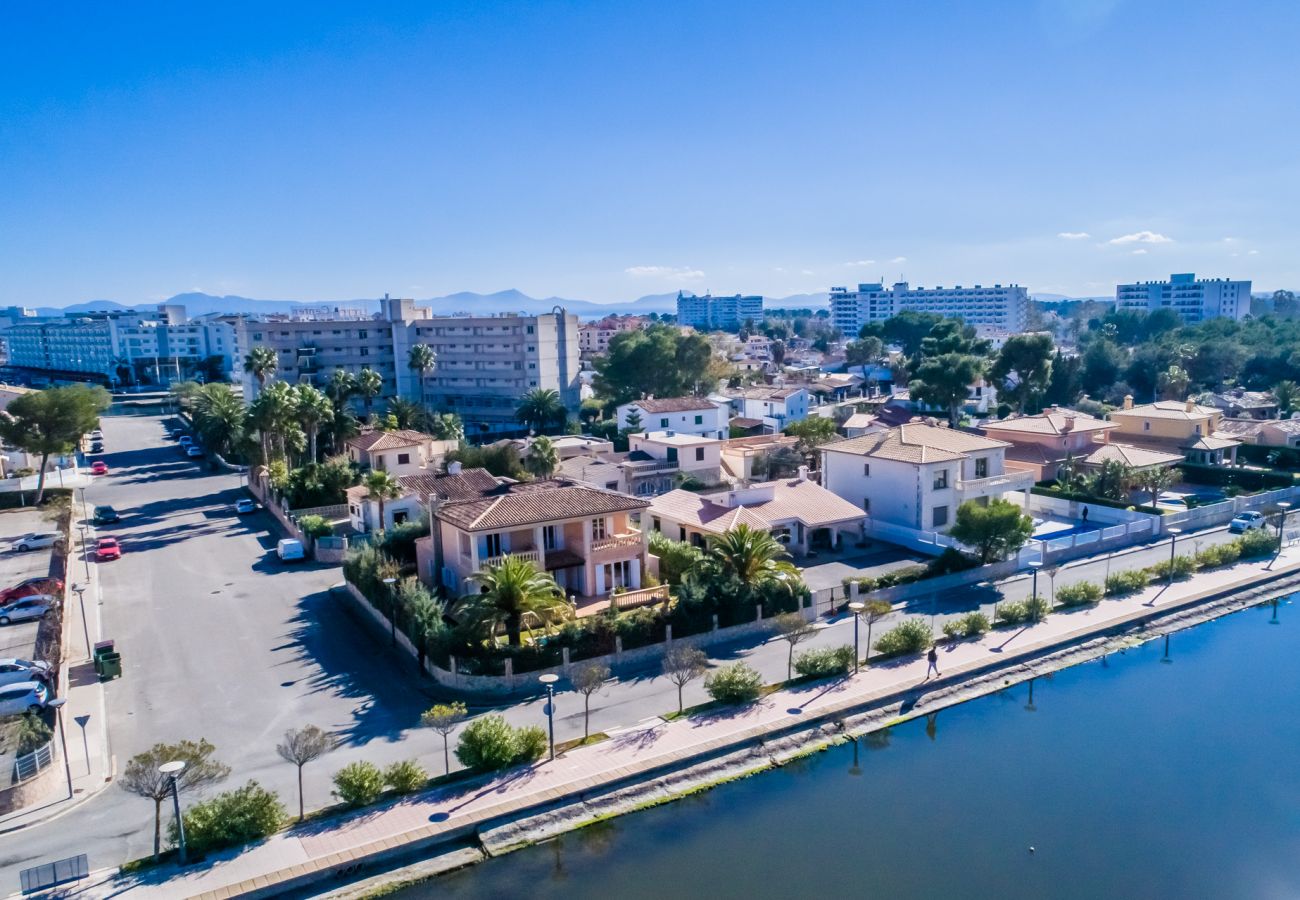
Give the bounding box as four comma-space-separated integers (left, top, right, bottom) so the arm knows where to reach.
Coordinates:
1062, 414, 1075, 433
1123, 395, 1134, 410
1185, 397, 1196, 413
797, 465, 809, 482
448, 460, 463, 475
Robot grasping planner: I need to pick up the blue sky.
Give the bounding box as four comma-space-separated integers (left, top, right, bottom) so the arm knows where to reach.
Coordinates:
1, 0, 1296, 306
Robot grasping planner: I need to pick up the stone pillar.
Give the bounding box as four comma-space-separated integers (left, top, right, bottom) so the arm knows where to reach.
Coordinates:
450, 655, 459, 688
665, 623, 673, 645
755, 603, 764, 623
711, 613, 719, 633
562, 646, 571, 672
615, 636, 624, 660
504, 657, 514, 690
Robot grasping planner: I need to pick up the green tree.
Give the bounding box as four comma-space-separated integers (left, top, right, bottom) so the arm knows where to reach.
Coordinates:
243, 346, 279, 387
706, 523, 800, 589
356, 368, 384, 416
429, 412, 465, 441
385, 397, 423, 430
275, 725, 336, 822
990, 333, 1054, 413
363, 469, 403, 533
662, 645, 708, 713
784, 415, 840, 460
462, 555, 570, 647
593, 324, 716, 403
1158, 365, 1190, 400
882, 310, 943, 358
772, 612, 815, 681
525, 434, 560, 479
400, 578, 446, 673
407, 343, 437, 408
171, 781, 285, 855
947, 498, 1034, 564
191, 382, 246, 459
844, 336, 883, 378
856, 599, 893, 666
1080, 339, 1125, 397
294, 384, 334, 462
649, 531, 704, 586
516, 388, 566, 433
118, 738, 231, 859
1084, 459, 1133, 501
326, 368, 356, 407
910, 353, 985, 426
0, 384, 110, 503
570, 662, 610, 739
1274, 380, 1300, 415
1134, 465, 1176, 507
246, 381, 299, 463
421, 702, 468, 775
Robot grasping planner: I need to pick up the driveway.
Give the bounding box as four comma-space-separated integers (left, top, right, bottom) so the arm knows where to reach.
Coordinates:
0, 508, 60, 661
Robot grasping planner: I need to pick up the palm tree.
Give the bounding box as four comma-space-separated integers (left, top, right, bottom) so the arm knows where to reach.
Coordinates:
429, 412, 464, 442
356, 369, 384, 416
246, 381, 298, 463
525, 435, 560, 479
294, 384, 334, 462
326, 369, 356, 408
462, 556, 570, 647
706, 523, 799, 589
363, 469, 403, 533
192, 383, 245, 458
516, 387, 565, 434
1274, 379, 1300, 416
244, 346, 279, 388
385, 397, 422, 430
407, 344, 437, 408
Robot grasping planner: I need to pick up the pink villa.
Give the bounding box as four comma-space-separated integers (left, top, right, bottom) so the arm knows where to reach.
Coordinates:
981, 406, 1183, 481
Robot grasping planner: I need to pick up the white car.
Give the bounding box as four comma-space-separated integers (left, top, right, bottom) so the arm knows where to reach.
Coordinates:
178, 435, 193, 447
0, 658, 51, 688
88, 429, 104, 441
0, 595, 54, 626
186, 445, 205, 458
0, 681, 49, 717
1229, 511, 1268, 533
11, 533, 59, 552
235, 498, 257, 515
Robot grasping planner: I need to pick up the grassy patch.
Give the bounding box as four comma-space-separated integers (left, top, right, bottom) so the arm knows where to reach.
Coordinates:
555, 733, 610, 754
662, 683, 784, 722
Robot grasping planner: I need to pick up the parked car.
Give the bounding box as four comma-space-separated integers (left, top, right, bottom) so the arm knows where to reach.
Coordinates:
168, 428, 184, 440
1230, 511, 1268, 534
91, 461, 109, 475
93, 505, 121, 524
89, 441, 105, 453
88, 429, 104, 441
277, 538, 306, 562
186, 445, 205, 458
178, 435, 193, 447
0, 577, 63, 604
10, 532, 59, 552
0, 658, 52, 688
96, 538, 122, 561
0, 681, 49, 716
0, 595, 54, 626
235, 498, 258, 515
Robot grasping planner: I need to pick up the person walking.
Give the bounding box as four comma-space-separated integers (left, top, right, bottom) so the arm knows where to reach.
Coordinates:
926, 646, 940, 680
1082, 506, 1089, 524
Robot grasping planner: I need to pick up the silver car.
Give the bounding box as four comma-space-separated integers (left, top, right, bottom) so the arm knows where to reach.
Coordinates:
11, 533, 59, 552
0, 595, 54, 626
0, 658, 51, 688
0, 681, 49, 717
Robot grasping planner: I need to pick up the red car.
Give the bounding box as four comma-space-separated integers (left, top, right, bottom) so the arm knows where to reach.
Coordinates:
0, 577, 64, 604
96, 538, 122, 561
90, 461, 108, 475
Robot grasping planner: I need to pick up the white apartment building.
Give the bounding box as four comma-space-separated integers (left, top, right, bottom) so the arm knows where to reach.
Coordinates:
830, 282, 1029, 335
723, 386, 810, 432
241, 297, 581, 435
628, 431, 724, 486
820, 423, 1034, 534
676, 292, 763, 331
616, 397, 730, 439
1115, 273, 1250, 322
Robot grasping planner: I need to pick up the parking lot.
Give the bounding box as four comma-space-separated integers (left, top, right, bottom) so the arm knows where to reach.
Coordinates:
0, 507, 61, 662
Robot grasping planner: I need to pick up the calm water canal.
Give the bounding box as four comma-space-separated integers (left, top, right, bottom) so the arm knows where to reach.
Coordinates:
403, 597, 1299, 900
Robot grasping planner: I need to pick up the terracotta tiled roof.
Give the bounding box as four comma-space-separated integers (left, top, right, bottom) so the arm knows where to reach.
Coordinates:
649, 478, 865, 534
629, 397, 719, 414
348, 467, 501, 503
1110, 400, 1218, 421
841, 413, 877, 429
1180, 434, 1241, 451
982, 410, 1115, 437
1081, 443, 1184, 469
436, 479, 649, 532
1215, 419, 1266, 438
729, 417, 765, 429
346, 429, 433, 453
733, 387, 805, 401
823, 422, 1007, 464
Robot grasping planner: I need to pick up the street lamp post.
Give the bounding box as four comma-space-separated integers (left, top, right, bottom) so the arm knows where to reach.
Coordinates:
78, 486, 89, 523
159, 760, 188, 864
848, 601, 864, 673
46, 698, 73, 800
1166, 528, 1183, 586
382, 576, 398, 647
539, 673, 559, 760
72, 584, 91, 662
1028, 561, 1043, 620
78, 523, 91, 581
1276, 501, 1291, 552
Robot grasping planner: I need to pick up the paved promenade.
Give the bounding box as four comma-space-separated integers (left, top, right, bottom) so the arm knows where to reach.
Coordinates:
58, 543, 1300, 900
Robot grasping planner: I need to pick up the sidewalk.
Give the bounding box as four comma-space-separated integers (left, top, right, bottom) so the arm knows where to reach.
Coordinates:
65, 544, 1300, 900
0, 526, 113, 834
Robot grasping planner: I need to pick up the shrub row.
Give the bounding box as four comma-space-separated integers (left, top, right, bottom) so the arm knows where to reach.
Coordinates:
332, 759, 431, 807
793, 645, 855, 679
874, 618, 933, 655
705, 662, 764, 704
942, 612, 991, 641
995, 596, 1051, 626
1055, 581, 1103, 607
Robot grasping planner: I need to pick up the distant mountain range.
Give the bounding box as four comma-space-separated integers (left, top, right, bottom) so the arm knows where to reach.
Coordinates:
30, 288, 1155, 321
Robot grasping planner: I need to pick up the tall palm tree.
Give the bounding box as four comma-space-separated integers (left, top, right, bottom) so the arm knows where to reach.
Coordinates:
525, 434, 560, 479
192, 383, 245, 458
294, 384, 334, 462
364, 469, 403, 533
246, 381, 298, 463
516, 387, 565, 434
407, 344, 437, 409
462, 556, 570, 647
327, 369, 356, 408
385, 397, 422, 430
706, 523, 799, 589
356, 368, 384, 417
244, 346, 279, 388
429, 412, 464, 442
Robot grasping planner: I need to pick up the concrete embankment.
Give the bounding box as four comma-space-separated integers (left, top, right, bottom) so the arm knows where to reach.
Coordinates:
305, 567, 1300, 900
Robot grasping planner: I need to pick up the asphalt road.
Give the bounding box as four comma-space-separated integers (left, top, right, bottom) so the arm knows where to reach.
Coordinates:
0, 413, 1250, 884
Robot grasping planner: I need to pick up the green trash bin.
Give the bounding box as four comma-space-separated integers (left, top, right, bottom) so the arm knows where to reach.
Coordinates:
98, 652, 122, 680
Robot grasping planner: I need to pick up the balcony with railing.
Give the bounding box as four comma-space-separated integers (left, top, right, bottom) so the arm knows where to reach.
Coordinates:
482, 549, 541, 568
591, 532, 643, 554
954, 469, 1036, 499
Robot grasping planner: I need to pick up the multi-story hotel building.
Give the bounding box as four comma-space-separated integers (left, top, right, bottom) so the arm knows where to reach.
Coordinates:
676, 292, 763, 331
830, 281, 1029, 335
240, 297, 581, 436
1115, 273, 1250, 322
578, 316, 647, 360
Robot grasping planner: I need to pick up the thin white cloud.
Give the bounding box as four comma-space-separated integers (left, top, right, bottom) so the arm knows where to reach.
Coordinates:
1131, 249, 1148, 255
1222, 237, 1239, 244
1108, 231, 1173, 245
800, 269, 815, 276
1248, 249, 1260, 255
1057, 231, 1091, 240
889, 256, 907, 264
844, 259, 876, 267
624, 265, 705, 281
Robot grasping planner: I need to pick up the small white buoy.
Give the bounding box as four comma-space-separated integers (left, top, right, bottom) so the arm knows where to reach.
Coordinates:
1029, 846, 1035, 854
